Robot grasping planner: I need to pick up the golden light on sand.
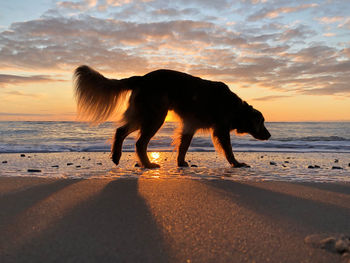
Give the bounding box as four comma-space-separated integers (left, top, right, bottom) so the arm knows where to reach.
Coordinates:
150, 152, 160, 162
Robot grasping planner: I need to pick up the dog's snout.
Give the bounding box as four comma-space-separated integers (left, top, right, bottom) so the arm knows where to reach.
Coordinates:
263, 128, 271, 140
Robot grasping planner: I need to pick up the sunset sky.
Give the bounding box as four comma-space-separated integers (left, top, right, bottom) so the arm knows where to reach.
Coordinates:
0, 0, 349, 121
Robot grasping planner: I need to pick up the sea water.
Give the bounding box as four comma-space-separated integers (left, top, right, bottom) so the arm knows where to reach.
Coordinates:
1, 121, 350, 153
0, 122, 349, 181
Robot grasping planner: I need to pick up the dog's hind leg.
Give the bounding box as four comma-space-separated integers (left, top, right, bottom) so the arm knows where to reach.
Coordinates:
136, 114, 167, 169
177, 130, 195, 167
111, 123, 137, 166
212, 128, 250, 168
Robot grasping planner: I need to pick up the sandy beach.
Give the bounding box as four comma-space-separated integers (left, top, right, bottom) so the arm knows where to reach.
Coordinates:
0, 176, 349, 262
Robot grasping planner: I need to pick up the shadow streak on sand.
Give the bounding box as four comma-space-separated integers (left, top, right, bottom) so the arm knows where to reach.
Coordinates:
0, 179, 170, 263
297, 182, 350, 195
201, 180, 350, 234
0, 179, 80, 225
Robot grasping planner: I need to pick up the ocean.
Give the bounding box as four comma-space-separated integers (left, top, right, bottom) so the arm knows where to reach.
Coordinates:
0, 121, 350, 153
0, 121, 349, 181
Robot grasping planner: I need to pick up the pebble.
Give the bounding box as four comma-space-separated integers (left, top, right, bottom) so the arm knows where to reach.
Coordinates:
308, 165, 320, 169
332, 166, 343, 170
97, 162, 102, 165
87, 158, 91, 161
76, 165, 81, 168
27, 169, 41, 173
67, 163, 73, 166
305, 234, 350, 255
320, 237, 337, 252
335, 239, 349, 253
191, 164, 198, 167
20, 154, 25, 157
335, 159, 339, 163
51, 165, 59, 168
2, 161, 7, 164
269, 161, 277, 166
284, 161, 289, 163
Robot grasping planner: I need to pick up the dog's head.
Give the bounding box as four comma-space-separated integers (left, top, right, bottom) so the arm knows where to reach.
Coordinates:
235, 103, 271, 140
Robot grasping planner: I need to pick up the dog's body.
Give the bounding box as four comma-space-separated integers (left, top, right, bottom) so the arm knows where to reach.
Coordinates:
74, 66, 270, 168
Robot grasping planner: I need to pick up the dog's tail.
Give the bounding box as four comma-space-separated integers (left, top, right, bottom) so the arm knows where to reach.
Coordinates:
74, 65, 134, 123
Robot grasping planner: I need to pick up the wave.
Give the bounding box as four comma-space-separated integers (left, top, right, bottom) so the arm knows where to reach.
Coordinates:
1, 121, 350, 153
277, 136, 349, 142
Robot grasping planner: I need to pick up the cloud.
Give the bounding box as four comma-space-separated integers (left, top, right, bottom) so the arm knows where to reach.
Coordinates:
0, 1, 349, 98
300, 84, 350, 96
3, 90, 43, 98
0, 74, 62, 88
338, 18, 350, 29
57, 0, 98, 11
151, 8, 199, 17
316, 16, 344, 24
252, 95, 290, 101
248, 3, 318, 21
0, 112, 53, 116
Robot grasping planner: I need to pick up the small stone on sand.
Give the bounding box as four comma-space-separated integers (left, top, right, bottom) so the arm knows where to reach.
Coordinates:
76, 165, 81, 168
51, 165, 59, 168
20, 154, 25, 157
191, 164, 198, 167
332, 166, 343, 170
335, 159, 339, 163
27, 169, 41, 173
2, 160, 8, 163
320, 237, 337, 252
335, 239, 348, 253
67, 163, 73, 166
284, 161, 289, 163
97, 162, 102, 165
270, 161, 277, 166
308, 165, 315, 169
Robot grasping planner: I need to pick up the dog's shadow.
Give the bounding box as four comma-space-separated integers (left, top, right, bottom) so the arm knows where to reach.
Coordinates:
1, 179, 170, 263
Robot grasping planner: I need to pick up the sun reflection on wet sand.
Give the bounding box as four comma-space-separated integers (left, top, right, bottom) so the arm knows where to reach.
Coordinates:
150, 152, 160, 163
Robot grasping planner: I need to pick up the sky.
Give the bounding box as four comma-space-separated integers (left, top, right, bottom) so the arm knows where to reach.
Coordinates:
0, 0, 349, 122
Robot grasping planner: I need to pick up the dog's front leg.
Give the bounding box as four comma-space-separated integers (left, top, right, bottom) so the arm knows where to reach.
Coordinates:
177, 132, 194, 167
111, 124, 137, 166
212, 128, 250, 168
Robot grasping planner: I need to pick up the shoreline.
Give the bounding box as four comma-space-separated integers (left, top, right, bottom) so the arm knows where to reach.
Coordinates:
1, 151, 349, 182
0, 177, 349, 262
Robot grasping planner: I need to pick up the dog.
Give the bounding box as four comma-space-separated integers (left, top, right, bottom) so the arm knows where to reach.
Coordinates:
74, 65, 271, 168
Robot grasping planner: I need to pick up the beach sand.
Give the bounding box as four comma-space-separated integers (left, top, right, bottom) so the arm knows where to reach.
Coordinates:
1, 176, 350, 262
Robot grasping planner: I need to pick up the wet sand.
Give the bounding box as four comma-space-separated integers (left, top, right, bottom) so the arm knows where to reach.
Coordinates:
0, 177, 350, 262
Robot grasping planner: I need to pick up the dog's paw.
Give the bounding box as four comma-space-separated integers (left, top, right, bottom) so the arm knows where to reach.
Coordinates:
111, 157, 119, 166
145, 162, 160, 169
177, 161, 189, 167
232, 162, 250, 168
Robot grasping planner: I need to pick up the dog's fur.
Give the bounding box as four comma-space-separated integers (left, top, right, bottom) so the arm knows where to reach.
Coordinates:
74, 65, 271, 168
